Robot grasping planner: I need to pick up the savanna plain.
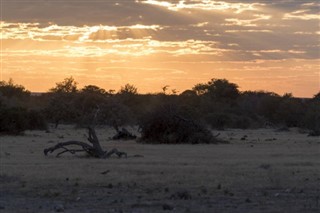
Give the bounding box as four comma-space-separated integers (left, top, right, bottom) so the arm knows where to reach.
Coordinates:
1, 126, 319, 213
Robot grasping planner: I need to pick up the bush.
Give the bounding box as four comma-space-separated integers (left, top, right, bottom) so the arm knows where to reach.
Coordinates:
0, 79, 30, 98
205, 112, 257, 129
27, 110, 48, 130
0, 107, 28, 134
303, 96, 320, 133
100, 101, 135, 126
0, 106, 47, 134
44, 93, 79, 127
193, 78, 239, 100
205, 113, 231, 130
138, 105, 223, 144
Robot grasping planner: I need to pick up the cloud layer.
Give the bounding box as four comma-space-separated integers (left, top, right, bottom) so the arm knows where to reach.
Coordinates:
1, 0, 319, 96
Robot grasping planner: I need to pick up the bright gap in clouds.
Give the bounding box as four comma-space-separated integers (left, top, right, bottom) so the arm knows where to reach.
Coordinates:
137, 0, 264, 13
1, 0, 319, 97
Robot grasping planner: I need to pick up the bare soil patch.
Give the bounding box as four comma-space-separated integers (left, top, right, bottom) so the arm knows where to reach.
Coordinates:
1, 126, 319, 212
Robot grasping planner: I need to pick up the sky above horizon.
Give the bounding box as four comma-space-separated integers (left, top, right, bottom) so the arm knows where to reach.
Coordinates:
1, 0, 319, 97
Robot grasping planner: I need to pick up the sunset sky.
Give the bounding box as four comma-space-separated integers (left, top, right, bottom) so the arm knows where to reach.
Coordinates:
1, 0, 319, 97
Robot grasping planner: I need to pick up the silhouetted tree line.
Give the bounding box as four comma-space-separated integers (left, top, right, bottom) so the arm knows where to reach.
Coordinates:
0, 77, 319, 136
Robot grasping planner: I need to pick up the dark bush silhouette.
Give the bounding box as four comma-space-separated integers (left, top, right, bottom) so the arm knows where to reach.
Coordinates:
101, 101, 135, 128
45, 93, 78, 128
118, 83, 138, 95
49, 76, 78, 93
205, 112, 257, 130
81, 85, 108, 95
304, 93, 320, 135
0, 107, 28, 134
274, 94, 304, 127
0, 106, 47, 134
45, 77, 79, 127
138, 105, 223, 144
193, 78, 239, 100
0, 79, 30, 99
205, 113, 231, 130
73, 86, 109, 126
27, 110, 48, 130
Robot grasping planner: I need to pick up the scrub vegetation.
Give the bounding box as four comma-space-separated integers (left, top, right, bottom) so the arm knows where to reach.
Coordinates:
0, 77, 319, 136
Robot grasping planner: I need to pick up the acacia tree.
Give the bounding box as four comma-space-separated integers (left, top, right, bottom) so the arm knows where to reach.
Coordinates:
193, 78, 239, 100
45, 77, 79, 128
74, 85, 109, 126
116, 83, 138, 118
312, 92, 320, 101
81, 85, 108, 95
49, 76, 78, 93
118, 83, 138, 95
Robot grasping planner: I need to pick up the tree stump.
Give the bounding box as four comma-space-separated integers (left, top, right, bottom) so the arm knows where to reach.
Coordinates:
112, 127, 137, 140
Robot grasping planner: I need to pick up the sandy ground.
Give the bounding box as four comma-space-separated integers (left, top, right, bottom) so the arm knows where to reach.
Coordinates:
0, 125, 319, 213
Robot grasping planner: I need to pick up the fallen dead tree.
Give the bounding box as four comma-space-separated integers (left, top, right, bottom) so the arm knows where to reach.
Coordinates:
44, 127, 127, 158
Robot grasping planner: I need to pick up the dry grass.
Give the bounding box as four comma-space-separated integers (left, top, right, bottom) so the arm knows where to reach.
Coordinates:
0, 125, 319, 212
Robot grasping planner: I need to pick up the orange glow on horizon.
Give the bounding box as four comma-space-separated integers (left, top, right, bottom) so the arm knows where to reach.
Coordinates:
1, 0, 319, 97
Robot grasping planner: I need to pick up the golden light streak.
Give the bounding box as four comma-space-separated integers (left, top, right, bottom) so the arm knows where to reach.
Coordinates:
283, 11, 320, 20
1, 22, 164, 42
137, 0, 264, 13
1, 0, 319, 97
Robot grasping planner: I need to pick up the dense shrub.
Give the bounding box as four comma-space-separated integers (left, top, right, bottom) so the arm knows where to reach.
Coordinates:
0, 106, 47, 134
303, 96, 320, 134
0, 79, 30, 98
205, 113, 231, 130
27, 110, 48, 130
73, 87, 108, 126
274, 96, 304, 127
193, 78, 239, 100
138, 105, 223, 144
45, 77, 80, 127
205, 112, 259, 129
44, 93, 79, 127
0, 107, 28, 134
76, 100, 135, 127
100, 101, 135, 126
